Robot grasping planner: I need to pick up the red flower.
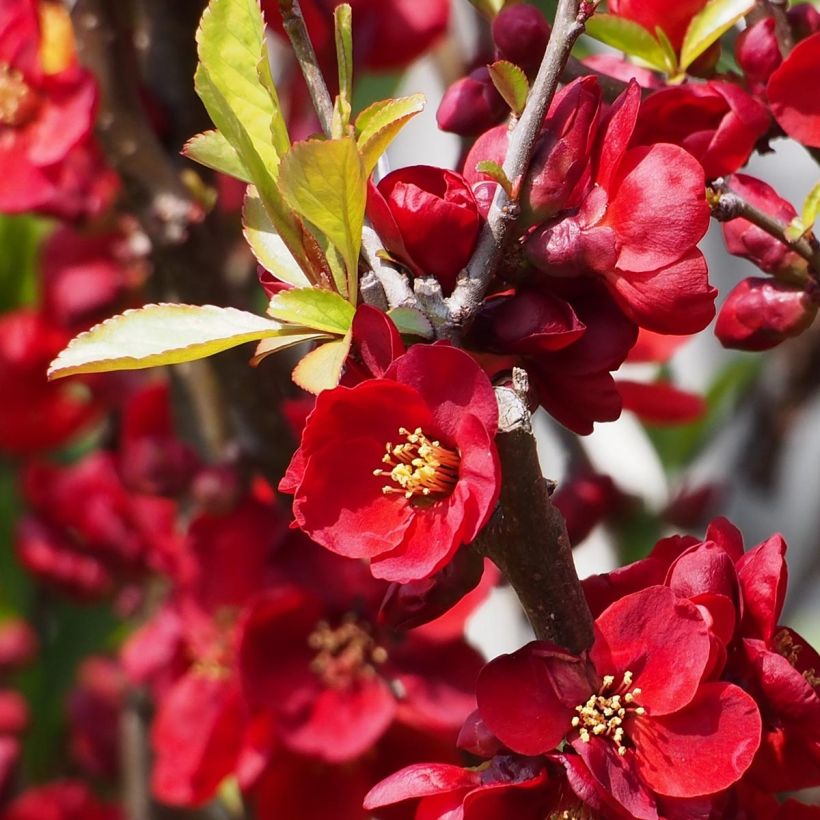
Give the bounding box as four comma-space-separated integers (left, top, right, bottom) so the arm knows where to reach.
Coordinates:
476, 586, 761, 818
526, 81, 716, 335
280, 344, 500, 582
3, 781, 122, 820
633, 81, 770, 179
768, 32, 820, 148
0, 0, 98, 215
237, 537, 483, 764
369, 167, 481, 294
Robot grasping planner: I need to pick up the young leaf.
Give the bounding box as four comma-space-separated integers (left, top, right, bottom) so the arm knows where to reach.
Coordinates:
680, 0, 755, 70
292, 334, 353, 394
333, 4, 353, 136
251, 330, 331, 365
654, 27, 679, 74
243, 187, 312, 289
48, 304, 287, 380
355, 94, 425, 175
267, 288, 356, 335
388, 307, 434, 339
183, 130, 252, 182
278, 137, 367, 301
584, 14, 670, 73
487, 60, 530, 116
256, 42, 291, 159
802, 180, 820, 233
475, 160, 513, 196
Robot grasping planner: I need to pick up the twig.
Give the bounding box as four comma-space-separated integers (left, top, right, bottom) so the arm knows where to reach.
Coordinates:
708, 178, 820, 275
120, 688, 153, 820
277, 0, 334, 134
475, 374, 595, 651
446, 0, 593, 334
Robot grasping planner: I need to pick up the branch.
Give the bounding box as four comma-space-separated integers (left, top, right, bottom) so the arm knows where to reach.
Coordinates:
476, 374, 595, 651
708, 178, 820, 275
120, 688, 153, 820
277, 0, 334, 134
446, 0, 593, 334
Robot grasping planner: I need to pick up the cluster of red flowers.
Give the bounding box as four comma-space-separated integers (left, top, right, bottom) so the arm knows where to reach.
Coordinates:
1, 0, 820, 818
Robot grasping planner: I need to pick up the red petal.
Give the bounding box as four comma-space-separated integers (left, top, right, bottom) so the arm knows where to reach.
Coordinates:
595, 79, 641, 192
364, 762, 477, 810
736, 534, 787, 642
617, 380, 706, 425
631, 682, 761, 796
768, 33, 820, 147
591, 586, 711, 715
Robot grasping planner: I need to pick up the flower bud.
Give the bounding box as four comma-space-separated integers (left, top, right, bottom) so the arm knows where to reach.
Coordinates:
373, 166, 481, 294
492, 4, 551, 76
721, 174, 809, 280
436, 67, 508, 136
0, 691, 29, 736
0, 619, 38, 671
788, 3, 820, 42
552, 472, 622, 546
715, 277, 816, 351
736, 18, 782, 92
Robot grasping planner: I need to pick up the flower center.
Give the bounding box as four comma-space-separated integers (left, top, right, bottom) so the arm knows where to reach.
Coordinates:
775, 629, 820, 688
571, 670, 645, 756
0, 64, 39, 127
374, 426, 460, 500
307, 614, 388, 689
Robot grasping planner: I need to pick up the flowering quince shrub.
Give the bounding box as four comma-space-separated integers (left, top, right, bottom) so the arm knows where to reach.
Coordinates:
0, 0, 819, 818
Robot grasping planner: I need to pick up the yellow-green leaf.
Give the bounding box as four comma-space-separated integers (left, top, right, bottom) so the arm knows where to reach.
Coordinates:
251, 329, 331, 365
333, 4, 353, 136
267, 287, 355, 334
654, 27, 679, 74
584, 14, 670, 73
292, 334, 352, 394
388, 307, 434, 339
183, 130, 251, 182
802, 180, 820, 232
355, 94, 425, 175
278, 137, 366, 301
488, 60, 530, 116
243, 187, 312, 289
256, 42, 291, 159
48, 304, 286, 379
680, 0, 754, 70
475, 159, 513, 195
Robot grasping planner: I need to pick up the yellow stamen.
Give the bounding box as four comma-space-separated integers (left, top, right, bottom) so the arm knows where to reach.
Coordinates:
374, 426, 460, 500
0, 64, 39, 127
307, 614, 388, 689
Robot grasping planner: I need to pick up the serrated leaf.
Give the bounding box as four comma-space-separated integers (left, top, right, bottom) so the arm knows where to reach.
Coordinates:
584, 14, 670, 73
355, 94, 425, 175
388, 307, 434, 339
243, 187, 312, 289
278, 137, 366, 301
267, 288, 356, 335
802, 181, 820, 232
48, 304, 286, 380
251, 329, 331, 365
333, 4, 353, 137
680, 0, 754, 70
292, 334, 352, 394
475, 160, 513, 195
183, 130, 252, 182
488, 60, 530, 116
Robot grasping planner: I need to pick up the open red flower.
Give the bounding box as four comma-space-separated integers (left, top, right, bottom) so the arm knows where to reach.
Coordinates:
0, 0, 98, 214
280, 344, 500, 583
767, 32, 820, 148
476, 586, 761, 819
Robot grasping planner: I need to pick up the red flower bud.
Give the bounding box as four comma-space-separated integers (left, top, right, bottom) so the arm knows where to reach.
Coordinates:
0, 691, 29, 735
436, 67, 508, 136
492, 4, 551, 76
721, 174, 809, 279
0, 618, 38, 671
736, 18, 782, 92
788, 3, 820, 42
552, 472, 621, 546
373, 166, 481, 294
715, 277, 816, 351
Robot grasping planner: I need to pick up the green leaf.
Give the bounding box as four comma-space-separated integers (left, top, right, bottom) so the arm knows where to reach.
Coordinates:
278, 137, 366, 301
292, 333, 352, 394
48, 304, 287, 379
251, 329, 331, 365
802, 180, 820, 232
584, 14, 670, 73
680, 0, 755, 70
183, 130, 252, 182
267, 287, 355, 335
243, 187, 312, 289
475, 160, 513, 196
388, 307, 434, 339
487, 60, 530, 116
333, 4, 353, 137
256, 42, 291, 159
654, 26, 679, 74
355, 94, 426, 175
